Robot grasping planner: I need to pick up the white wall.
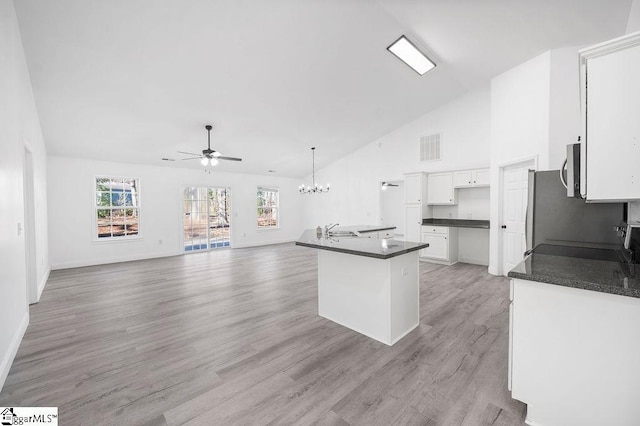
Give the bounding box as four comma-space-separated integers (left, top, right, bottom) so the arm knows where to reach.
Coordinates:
47, 156, 304, 269
489, 52, 551, 275
628, 0, 640, 33
302, 86, 491, 228
0, 0, 49, 390
549, 47, 582, 170
488, 47, 585, 274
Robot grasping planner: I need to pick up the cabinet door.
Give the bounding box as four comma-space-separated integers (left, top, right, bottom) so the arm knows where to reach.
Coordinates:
405, 205, 422, 243
582, 34, 640, 201
405, 173, 422, 204
472, 169, 490, 186
427, 173, 455, 205
420, 232, 448, 260
454, 171, 472, 188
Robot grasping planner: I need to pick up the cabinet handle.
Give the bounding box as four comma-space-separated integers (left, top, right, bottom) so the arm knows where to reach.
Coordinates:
468, 181, 471, 184
473, 181, 476, 183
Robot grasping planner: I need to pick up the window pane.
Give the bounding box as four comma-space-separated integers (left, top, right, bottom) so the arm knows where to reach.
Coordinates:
111, 209, 126, 236
125, 209, 138, 236
96, 192, 111, 207
96, 178, 110, 192
97, 209, 112, 238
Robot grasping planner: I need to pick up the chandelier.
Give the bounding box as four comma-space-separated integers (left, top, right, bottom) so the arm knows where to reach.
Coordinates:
299, 147, 330, 194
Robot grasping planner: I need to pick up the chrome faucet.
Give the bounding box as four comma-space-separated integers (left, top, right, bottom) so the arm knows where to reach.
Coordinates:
324, 223, 339, 235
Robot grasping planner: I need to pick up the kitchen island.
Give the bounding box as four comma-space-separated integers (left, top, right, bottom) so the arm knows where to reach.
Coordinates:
295, 228, 428, 345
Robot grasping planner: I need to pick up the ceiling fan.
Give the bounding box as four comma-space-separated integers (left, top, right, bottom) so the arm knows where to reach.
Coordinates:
179, 124, 242, 166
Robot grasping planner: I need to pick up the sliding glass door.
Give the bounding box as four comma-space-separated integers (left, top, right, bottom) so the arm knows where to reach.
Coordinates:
183, 187, 231, 252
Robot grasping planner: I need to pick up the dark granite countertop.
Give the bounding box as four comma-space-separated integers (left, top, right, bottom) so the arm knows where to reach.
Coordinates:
422, 218, 490, 229
508, 244, 640, 298
295, 229, 428, 260
334, 225, 396, 234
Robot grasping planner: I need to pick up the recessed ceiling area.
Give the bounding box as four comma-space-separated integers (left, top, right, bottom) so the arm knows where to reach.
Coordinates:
14, 0, 633, 177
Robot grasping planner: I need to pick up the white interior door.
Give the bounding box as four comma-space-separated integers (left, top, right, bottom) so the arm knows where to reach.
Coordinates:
502, 163, 531, 275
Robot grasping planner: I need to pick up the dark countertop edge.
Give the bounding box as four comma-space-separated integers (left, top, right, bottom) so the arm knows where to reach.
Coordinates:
295, 241, 429, 260
421, 218, 490, 229
356, 226, 396, 233
507, 271, 640, 299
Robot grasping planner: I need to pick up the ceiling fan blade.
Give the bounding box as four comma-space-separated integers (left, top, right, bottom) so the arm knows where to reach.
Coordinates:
181, 157, 203, 161
177, 151, 201, 156
218, 156, 242, 162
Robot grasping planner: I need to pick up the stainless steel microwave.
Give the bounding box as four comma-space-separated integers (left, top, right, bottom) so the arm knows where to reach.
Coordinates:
565, 143, 581, 198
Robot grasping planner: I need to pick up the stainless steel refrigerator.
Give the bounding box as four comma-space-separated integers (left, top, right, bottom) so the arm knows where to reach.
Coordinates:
525, 170, 625, 251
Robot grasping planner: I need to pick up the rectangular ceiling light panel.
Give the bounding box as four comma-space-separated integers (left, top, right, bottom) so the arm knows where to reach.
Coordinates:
387, 35, 435, 75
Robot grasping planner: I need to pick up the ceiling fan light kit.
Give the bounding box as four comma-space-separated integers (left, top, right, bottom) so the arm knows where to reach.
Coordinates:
178, 124, 242, 172
299, 147, 330, 194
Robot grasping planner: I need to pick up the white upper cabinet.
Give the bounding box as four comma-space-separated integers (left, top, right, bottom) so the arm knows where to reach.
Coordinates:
453, 169, 490, 188
472, 169, 490, 186
453, 171, 473, 188
404, 172, 425, 204
427, 172, 456, 205
580, 32, 640, 202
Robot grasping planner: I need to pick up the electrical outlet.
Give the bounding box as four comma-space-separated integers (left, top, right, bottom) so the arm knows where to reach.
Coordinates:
401, 267, 408, 277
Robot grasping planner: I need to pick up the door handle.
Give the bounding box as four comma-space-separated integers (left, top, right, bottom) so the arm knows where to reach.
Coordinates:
501, 225, 507, 229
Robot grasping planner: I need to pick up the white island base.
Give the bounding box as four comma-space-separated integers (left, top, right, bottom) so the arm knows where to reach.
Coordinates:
317, 249, 419, 346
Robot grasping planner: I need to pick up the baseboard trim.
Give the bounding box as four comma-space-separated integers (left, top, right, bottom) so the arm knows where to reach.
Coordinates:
52, 240, 298, 270
0, 312, 29, 392
51, 252, 179, 270
36, 266, 50, 302
457, 256, 489, 266
232, 238, 296, 249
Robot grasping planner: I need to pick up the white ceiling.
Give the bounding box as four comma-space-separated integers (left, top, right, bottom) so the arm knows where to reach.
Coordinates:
15, 0, 633, 177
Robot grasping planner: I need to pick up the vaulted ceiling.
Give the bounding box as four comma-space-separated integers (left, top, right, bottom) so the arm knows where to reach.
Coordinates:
15, 0, 633, 177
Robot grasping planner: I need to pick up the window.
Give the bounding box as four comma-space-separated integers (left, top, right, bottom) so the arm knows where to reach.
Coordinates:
257, 187, 279, 229
95, 177, 139, 239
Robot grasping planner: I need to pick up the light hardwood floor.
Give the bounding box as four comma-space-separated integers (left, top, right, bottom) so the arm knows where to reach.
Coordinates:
0, 243, 526, 425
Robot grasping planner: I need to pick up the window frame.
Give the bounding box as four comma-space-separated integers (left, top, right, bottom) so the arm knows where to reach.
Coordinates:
93, 175, 142, 242
256, 186, 280, 230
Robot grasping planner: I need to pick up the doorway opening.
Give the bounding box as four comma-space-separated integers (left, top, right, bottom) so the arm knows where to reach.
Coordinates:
23, 145, 38, 304
183, 187, 231, 252
380, 180, 404, 239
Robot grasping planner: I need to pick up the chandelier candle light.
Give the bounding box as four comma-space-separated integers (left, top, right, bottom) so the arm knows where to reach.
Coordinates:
299, 147, 330, 194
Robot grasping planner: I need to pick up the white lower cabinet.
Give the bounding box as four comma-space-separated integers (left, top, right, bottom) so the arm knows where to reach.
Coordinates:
360, 230, 393, 239
420, 226, 458, 265
510, 278, 640, 426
